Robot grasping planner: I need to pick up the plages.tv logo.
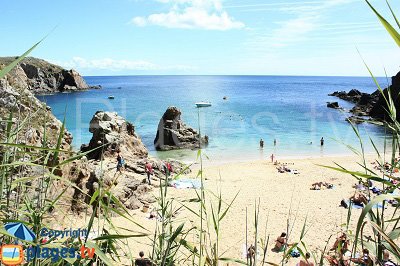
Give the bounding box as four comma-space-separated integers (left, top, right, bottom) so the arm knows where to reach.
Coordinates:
0, 245, 24, 265
0, 222, 96, 264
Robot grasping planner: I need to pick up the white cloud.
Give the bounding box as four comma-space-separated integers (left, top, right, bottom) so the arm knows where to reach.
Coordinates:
51, 57, 195, 72
247, 0, 358, 50
131, 0, 244, 30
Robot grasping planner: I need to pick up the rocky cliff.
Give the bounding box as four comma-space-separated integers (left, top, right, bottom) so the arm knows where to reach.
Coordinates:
0, 57, 93, 94
328, 71, 400, 124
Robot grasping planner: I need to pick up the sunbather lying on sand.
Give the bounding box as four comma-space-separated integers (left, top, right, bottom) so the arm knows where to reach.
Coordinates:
350, 192, 369, 206
311, 182, 333, 190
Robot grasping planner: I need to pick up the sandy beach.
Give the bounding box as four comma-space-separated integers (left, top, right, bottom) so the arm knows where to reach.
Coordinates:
108, 153, 385, 265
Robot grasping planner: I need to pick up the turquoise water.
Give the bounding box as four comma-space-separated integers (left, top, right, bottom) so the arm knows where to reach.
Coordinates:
38, 75, 388, 162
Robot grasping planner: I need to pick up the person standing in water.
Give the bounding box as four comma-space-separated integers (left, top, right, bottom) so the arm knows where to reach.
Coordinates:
274, 139, 277, 146
320, 137, 324, 146
260, 138, 264, 148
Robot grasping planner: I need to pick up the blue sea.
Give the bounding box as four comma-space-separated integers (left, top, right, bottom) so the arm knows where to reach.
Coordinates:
38, 75, 389, 162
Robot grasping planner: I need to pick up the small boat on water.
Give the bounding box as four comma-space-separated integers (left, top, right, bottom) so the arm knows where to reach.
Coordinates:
195, 102, 212, 107
108, 95, 115, 99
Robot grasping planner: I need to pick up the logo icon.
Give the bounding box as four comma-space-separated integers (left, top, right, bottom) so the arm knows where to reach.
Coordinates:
4, 222, 36, 242
0, 244, 24, 265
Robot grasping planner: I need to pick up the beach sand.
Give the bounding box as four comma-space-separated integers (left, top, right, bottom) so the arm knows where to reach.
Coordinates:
55, 153, 390, 265
104, 153, 391, 265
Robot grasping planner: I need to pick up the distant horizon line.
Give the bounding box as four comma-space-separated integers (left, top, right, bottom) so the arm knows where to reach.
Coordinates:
83, 74, 385, 78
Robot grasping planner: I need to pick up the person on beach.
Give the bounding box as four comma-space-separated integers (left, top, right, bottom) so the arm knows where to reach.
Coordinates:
297, 252, 315, 266
350, 249, 373, 266
273, 232, 287, 252
320, 137, 324, 146
350, 192, 369, 206
383, 249, 397, 266
330, 233, 350, 255
247, 244, 256, 264
135, 251, 152, 266
163, 160, 173, 178
116, 152, 124, 172
270, 154, 275, 163
145, 161, 154, 185
260, 138, 264, 148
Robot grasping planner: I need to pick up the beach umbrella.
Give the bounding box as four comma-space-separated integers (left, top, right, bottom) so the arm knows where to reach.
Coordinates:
4, 222, 36, 242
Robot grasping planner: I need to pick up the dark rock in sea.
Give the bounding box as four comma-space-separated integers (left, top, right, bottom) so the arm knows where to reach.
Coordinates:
328, 90, 359, 103
90, 85, 102, 90
80, 111, 148, 160
328, 71, 400, 124
346, 116, 365, 124
347, 89, 361, 97
327, 102, 340, 109
154, 106, 206, 151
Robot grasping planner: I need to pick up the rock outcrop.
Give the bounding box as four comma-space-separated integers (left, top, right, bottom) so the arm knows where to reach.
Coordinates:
328, 71, 400, 123
0, 76, 73, 149
80, 111, 148, 160
0, 57, 92, 94
73, 111, 190, 212
327, 102, 340, 109
154, 106, 205, 151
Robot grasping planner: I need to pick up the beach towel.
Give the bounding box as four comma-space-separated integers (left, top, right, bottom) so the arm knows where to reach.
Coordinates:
371, 187, 381, 194
170, 179, 201, 189
342, 200, 384, 209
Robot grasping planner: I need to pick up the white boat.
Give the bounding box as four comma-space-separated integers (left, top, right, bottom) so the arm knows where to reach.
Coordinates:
108, 95, 115, 99
195, 102, 212, 107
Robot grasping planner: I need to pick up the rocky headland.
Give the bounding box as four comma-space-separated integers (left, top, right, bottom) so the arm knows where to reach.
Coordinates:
0, 57, 101, 94
0, 58, 188, 217
328, 71, 400, 124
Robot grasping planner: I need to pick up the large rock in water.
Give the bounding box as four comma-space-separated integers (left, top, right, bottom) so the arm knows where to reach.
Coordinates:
0, 57, 90, 94
80, 111, 148, 160
154, 106, 205, 151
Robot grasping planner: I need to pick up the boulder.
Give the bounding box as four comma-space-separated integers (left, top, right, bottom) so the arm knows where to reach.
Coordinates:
61, 69, 89, 91
154, 106, 205, 151
80, 111, 148, 160
327, 102, 340, 109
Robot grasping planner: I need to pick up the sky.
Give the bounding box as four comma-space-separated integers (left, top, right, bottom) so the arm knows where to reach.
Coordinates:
1, 0, 400, 76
